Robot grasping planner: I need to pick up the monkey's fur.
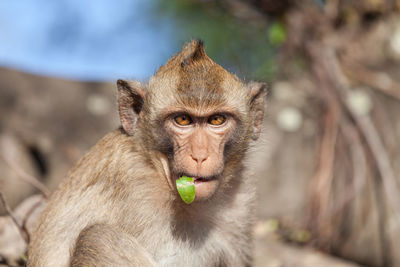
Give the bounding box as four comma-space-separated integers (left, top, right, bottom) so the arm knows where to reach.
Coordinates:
28, 40, 266, 267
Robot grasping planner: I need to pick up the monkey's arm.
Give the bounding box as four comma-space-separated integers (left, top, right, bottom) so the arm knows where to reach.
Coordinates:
70, 224, 156, 267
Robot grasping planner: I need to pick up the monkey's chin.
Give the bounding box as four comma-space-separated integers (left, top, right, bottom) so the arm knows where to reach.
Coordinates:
193, 178, 219, 201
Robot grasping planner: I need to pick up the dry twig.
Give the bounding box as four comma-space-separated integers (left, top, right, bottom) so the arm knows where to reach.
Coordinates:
21, 196, 46, 243
342, 59, 400, 102
0, 192, 29, 244
305, 41, 342, 247
0, 153, 50, 198
327, 48, 400, 217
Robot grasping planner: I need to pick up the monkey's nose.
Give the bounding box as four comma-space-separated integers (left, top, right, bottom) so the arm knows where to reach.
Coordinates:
190, 130, 209, 165
190, 153, 208, 165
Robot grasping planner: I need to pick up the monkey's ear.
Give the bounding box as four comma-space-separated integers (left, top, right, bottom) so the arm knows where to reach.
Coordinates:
248, 82, 267, 140
117, 79, 146, 136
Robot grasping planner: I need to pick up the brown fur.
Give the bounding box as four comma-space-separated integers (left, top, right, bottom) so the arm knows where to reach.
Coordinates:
27, 40, 266, 267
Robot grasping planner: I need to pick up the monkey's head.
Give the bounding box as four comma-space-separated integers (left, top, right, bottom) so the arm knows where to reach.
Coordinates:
117, 40, 266, 202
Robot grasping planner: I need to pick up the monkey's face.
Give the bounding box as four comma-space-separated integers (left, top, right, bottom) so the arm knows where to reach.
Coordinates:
162, 110, 238, 201
117, 40, 266, 203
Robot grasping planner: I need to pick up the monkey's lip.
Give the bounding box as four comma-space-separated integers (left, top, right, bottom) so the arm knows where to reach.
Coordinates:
192, 176, 217, 184
178, 174, 217, 184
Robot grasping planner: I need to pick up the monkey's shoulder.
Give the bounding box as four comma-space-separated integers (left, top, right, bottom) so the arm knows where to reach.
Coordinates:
55, 129, 152, 196
70, 129, 142, 171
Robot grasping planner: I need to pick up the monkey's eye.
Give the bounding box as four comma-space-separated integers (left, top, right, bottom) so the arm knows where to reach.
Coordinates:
208, 115, 226, 126
174, 114, 193, 126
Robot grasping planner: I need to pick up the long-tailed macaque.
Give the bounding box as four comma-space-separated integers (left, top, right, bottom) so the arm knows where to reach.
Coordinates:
27, 40, 266, 267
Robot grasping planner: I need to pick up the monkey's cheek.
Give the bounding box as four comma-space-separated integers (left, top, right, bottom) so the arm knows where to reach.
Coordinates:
193, 179, 219, 201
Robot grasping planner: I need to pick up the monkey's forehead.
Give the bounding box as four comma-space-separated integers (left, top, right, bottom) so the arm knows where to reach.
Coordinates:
146, 73, 249, 117
148, 61, 245, 94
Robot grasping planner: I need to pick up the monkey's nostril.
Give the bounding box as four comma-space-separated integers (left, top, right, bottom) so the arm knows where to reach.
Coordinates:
191, 154, 208, 164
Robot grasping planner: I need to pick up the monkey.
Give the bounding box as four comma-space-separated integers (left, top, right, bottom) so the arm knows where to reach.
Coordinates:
27, 40, 266, 267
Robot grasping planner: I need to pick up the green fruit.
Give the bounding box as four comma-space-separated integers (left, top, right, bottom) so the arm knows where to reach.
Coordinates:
176, 176, 195, 204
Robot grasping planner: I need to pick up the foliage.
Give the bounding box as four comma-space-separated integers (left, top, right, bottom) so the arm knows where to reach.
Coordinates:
153, 0, 279, 81
268, 21, 286, 46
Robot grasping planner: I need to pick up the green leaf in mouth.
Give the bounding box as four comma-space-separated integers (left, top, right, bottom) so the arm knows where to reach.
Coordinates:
176, 176, 195, 204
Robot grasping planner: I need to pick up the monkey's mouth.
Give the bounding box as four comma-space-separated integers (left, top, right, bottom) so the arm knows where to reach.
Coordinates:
192, 176, 217, 184
176, 173, 220, 200
178, 174, 217, 184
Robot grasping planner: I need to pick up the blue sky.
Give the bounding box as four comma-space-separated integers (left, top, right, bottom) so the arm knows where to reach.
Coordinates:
0, 0, 176, 81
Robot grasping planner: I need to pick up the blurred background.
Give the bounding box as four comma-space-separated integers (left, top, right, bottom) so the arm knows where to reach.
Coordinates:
1, 0, 400, 266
